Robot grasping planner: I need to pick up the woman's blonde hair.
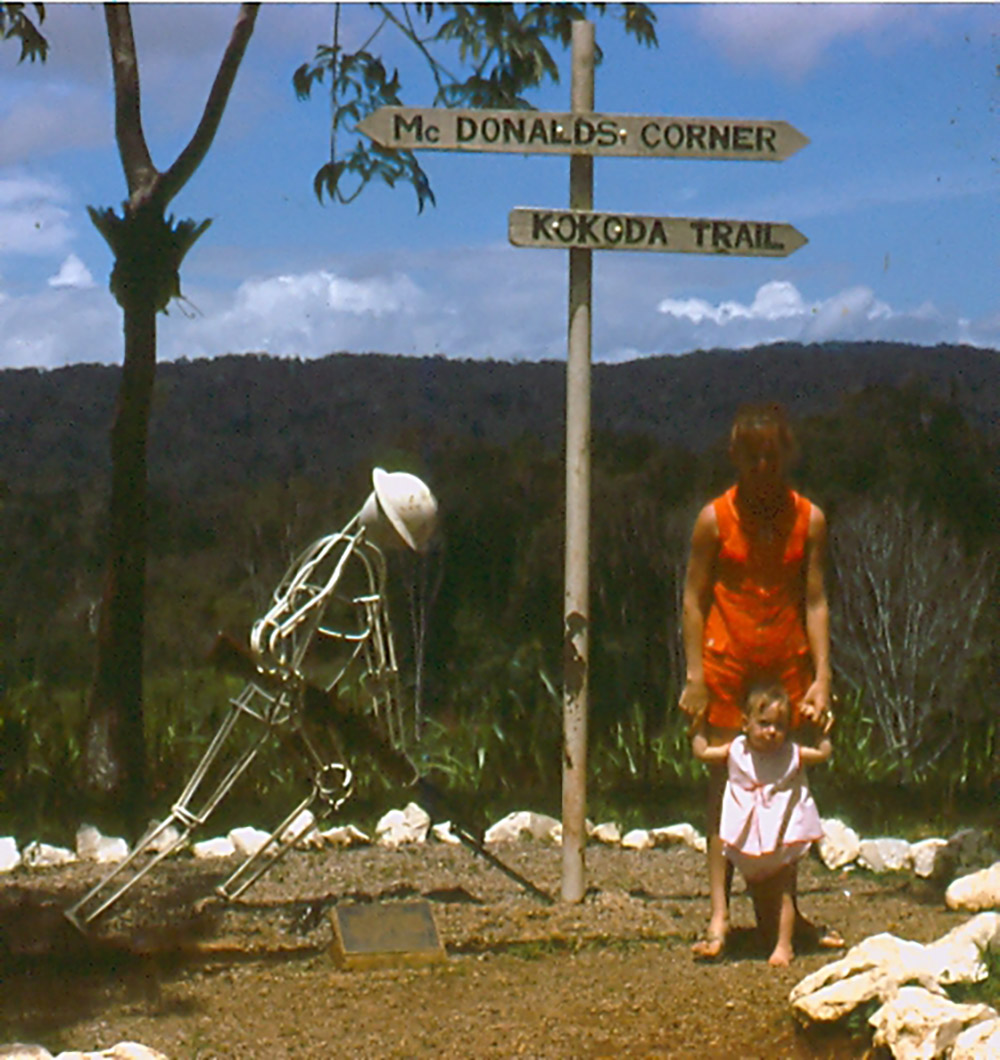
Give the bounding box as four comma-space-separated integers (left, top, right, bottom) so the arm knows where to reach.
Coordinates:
728, 402, 799, 466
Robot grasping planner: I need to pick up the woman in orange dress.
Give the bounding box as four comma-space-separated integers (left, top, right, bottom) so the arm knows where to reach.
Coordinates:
679, 402, 834, 959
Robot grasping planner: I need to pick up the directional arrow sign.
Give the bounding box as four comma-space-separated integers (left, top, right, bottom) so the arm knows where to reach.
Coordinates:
358, 107, 809, 161
509, 208, 808, 257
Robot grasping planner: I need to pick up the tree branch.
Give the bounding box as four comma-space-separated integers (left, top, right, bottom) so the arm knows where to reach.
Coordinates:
159, 2, 260, 206
104, 3, 156, 196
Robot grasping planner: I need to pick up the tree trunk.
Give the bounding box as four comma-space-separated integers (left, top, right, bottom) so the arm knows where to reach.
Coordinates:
84, 294, 156, 837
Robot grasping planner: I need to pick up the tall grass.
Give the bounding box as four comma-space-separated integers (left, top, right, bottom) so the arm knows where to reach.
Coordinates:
1, 663, 997, 843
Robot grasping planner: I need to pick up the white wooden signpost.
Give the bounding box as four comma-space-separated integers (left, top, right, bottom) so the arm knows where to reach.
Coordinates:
361, 21, 809, 904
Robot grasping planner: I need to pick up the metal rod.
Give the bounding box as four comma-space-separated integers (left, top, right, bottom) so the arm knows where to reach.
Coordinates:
562, 18, 594, 904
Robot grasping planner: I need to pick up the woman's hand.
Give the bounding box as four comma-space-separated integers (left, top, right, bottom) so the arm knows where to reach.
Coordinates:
800, 678, 833, 732
679, 678, 710, 734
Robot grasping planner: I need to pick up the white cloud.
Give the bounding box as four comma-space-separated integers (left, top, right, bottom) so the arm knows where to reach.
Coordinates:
2, 256, 997, 373
0, 173, 75, 257
692, 3, 940, 79
48, 253, 95, 289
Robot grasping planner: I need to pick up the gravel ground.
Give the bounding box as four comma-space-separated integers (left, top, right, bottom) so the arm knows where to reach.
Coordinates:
0, 839, 968, 1059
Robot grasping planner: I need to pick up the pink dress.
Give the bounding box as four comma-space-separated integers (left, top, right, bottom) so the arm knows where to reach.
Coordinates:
720, 735, 823, 883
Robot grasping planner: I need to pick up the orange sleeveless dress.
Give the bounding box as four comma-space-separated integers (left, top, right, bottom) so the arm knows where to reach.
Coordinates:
703, 485, 814, 729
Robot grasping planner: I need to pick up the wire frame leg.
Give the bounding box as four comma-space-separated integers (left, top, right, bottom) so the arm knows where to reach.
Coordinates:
64, 681, 287, 931
217, 762, 353, 901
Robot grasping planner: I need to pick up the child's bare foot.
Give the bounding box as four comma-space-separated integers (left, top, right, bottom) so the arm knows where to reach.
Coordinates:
692, 921, 728, 960
768, 944, 794, 967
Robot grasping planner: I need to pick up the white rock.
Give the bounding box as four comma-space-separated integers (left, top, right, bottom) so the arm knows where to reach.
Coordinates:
75, 825, 129, 864
868, 986, 996, 1060
621, 828, 654, 851
98, 1043, 171, 1060
191, 836, 236, 859
649, 822, 706, 853
143, 822, 186, 855
922, 912, 1000, 985
946, 862, 1000, 912
228, 826, 272, 858
818, 818, 861, 870
376, 802, 431, 847
281, 810, 321, 849
910, 838, 949, 879
0, 1045, 54, 1059
0, 836, 21, 872
318, 824, 370, 847
789, 933, 940, 1024
21, 841, 77, 868
951, 1014, 1000, 1059
53, 1045, 171, 1060
431, 821, 462, 845
483, 811, 560, 845
590, 822, 622, 845
858, 837, 912, 873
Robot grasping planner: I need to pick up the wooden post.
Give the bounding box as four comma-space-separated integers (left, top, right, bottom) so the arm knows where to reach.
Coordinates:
561, 19, 594, 904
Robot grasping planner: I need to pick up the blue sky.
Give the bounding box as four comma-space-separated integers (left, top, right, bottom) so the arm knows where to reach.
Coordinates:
0, 2, 997, 369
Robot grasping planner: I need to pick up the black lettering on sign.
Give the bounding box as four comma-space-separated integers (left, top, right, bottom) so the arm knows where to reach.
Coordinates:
457, 115, 477, 142
604, 217, 624, 244
625, 217, 646, 244
575, 118, 596, 146
709, 125, 730, 151
733, 125, 754, 150
528, 117, 549, 145
689, 219, 711, 247
687, 124, 707, 151
757, 223, 785, 250
648, 219, 669, 246
640, 122, 660, 149
425, 124, 440, 144
503, 116, 526, 144
712, 221, 734, 249
395, 113, 425, 141
597, 119, 618, 147
557, 214, 576, 242
551, 120, 572, 145
532, 212, 554, 241
575, 213, 598, 244
481, 117, 500, 143
757, 126, 777, 153
734, 223, 755, 250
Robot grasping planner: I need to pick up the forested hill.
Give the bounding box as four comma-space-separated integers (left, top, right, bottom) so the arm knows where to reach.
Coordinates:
3, 341, 998, 496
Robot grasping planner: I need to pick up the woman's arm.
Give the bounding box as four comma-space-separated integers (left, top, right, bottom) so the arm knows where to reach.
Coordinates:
678, 503, 719, 726
800, 504, 831, 726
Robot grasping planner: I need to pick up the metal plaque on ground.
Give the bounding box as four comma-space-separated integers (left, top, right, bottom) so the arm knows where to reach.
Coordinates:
330, 900, 446, 969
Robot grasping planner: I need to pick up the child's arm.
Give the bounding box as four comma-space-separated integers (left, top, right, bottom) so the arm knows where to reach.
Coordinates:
691, 729, 731, 764
798, 735, 832, 767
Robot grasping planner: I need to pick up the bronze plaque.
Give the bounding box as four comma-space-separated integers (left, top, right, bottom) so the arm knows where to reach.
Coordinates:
330, 901, 445, 969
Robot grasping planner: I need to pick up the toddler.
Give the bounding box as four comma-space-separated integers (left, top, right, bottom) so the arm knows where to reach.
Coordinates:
692, 682, 832, 966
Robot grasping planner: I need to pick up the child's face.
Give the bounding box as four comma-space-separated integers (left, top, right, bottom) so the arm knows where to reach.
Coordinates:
744, 699, 789, 753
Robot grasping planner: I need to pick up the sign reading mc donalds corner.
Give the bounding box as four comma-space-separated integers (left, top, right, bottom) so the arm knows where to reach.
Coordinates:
358, 107, 809, 162
509, 208, 808, 257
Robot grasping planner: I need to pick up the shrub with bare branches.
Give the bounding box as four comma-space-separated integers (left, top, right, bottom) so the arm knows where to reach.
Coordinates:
830, 496, 993, 781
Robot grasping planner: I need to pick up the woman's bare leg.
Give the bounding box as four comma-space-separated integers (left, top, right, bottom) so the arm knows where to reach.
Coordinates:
692, 739, 737, 959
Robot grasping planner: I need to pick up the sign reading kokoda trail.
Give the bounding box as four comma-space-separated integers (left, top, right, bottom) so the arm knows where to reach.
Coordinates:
357, 107, 809, 161
509, 208, 807, 257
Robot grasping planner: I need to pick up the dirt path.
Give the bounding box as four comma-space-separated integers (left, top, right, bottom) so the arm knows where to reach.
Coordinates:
0, 842, 965, 1058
